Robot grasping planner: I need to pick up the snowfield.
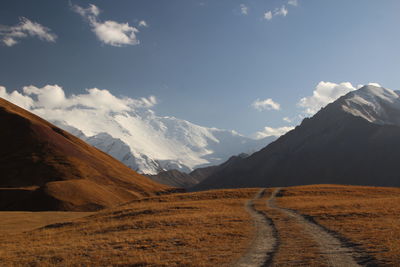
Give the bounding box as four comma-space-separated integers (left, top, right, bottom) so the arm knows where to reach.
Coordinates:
53, 110, 274, 174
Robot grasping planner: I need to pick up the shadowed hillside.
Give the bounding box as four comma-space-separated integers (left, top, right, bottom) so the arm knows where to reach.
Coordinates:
148, 153, 248, 188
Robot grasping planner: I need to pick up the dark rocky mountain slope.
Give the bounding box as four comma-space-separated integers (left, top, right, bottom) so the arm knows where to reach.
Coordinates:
149, 153, 249, 188
194, 85, 400, 190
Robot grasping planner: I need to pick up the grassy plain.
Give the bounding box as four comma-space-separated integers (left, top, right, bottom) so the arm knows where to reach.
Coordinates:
0, 189, 257, 266
2, 185, 399, 266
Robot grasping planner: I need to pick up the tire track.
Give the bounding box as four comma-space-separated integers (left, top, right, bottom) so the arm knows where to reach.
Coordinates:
269, 188, 362, 267
233, 189, 278, 267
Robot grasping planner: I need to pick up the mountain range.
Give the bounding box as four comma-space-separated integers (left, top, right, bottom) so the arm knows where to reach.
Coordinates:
194, 85, 400, 190
2, 83, 399, 197
50, 109, 275, 175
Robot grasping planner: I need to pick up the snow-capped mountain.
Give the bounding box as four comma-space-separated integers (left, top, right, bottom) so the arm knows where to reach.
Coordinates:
341, 85, 400, 125
53, 110, 275, 174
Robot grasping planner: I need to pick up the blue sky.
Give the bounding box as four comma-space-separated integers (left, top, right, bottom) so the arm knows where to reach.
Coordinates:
1, 0, 400, 136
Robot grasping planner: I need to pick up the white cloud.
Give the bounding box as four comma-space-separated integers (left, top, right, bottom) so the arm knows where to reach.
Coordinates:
23, 85, 66, 109
275, 6, 288, 17
93, 21, 139, 46
264, 11, 273, 20
240, 4, 249, 15
138, 20, 148, 27
3, 37, 18, 47
252, 98, 280, 111
0, 17, 57, 47
0, 86, 34, 109
254, 126, 294, 139
288, 0, 298, 7
72, 4, 141, 47
298, 81, 356, 115
283, 117, 292, 123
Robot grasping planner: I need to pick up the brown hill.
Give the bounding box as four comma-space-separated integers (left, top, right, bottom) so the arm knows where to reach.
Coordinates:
0, 98, 172, 211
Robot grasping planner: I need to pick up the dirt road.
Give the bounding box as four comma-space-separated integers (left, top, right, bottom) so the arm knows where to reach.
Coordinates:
234, 188, 365, 267
233, 189, 277, 267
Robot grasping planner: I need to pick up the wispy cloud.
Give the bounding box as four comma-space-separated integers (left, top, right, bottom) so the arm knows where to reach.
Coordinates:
252, 98, 281, 111
283, 117, 292, 123
72, 4, 143, 47
138, 20, 148, 27
263, 0, 298, 21
0, 17, 57, 47
275, 6, 288, 17
264, 5, 289, 20
240, 4, 249, 15
264, 11, 273, 20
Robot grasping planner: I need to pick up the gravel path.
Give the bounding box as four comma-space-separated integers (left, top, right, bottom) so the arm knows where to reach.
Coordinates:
233, 189, 277, 267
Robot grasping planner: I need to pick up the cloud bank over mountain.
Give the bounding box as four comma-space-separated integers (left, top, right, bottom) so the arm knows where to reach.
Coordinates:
297, 81, 382, 115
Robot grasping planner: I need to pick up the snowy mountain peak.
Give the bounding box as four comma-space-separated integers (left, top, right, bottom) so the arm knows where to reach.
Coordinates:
341, 85, 400, 126
52, 112, 274, 175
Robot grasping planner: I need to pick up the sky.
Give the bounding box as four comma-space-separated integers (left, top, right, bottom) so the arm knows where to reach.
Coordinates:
1, 0, 400, 137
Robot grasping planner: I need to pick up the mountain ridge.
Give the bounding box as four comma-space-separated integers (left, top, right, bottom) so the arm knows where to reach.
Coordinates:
194, 85, 400, 190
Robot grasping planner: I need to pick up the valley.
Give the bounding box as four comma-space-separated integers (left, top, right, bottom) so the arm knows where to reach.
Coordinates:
1, 185, 399, 266
1, 2, 398, 266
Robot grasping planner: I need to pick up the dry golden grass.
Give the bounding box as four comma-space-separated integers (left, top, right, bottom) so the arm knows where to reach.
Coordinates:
0, 211, 93, 234
276, 185, 400, 266
254, 189, 327, 267
0, 188, 258, 266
